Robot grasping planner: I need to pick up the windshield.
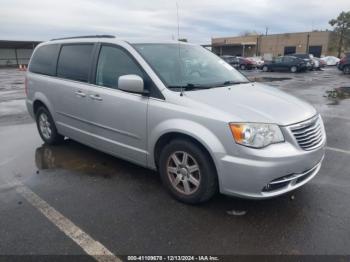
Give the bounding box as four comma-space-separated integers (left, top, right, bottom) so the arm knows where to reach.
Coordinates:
133, 43, 249, 91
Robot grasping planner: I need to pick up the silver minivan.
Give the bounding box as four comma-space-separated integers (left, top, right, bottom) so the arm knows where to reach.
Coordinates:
26, 35, 326, 204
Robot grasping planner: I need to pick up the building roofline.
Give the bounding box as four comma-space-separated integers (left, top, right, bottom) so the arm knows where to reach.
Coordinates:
212, 30, 331, 40
0, 40, 42, 43
0, 40, 42, 49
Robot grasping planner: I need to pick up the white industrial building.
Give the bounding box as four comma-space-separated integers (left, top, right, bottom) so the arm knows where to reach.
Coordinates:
0, 40, 41, 67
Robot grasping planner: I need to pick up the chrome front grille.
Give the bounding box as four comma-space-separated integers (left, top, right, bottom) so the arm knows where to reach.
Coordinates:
290, 115, 325, 150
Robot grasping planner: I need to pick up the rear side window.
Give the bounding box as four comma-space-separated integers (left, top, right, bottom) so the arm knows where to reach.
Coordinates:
29, 44, 60, 76
283, 57, 294, 63
275, 57, 283, 63
57, 44, 93, 82
96, 45, 143, 89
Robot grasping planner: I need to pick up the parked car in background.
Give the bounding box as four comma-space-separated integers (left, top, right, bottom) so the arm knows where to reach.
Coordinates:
262, 56, 307, 73
337, 54, 350, 74
220, 56, 257, 70
237, 57, 257, 70
320, 56, 340, 66
292, 54, 314, 70
220, 55, 239, 68
247, 56, 264, 69
311, 57, 321, 70
26, 36, 326, 203
314, 57, 326, 68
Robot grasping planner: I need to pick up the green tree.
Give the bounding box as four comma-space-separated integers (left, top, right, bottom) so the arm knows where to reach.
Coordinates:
239, 30, 259, 37
329, 11, 350, 57
178, 38, 188, 42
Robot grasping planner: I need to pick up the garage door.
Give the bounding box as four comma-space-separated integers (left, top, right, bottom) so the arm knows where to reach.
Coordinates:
309, 46, 322, 57
284, 46, 296, 55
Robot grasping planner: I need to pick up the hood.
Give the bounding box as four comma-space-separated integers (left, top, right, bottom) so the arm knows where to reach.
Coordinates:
183, 82, 316, 126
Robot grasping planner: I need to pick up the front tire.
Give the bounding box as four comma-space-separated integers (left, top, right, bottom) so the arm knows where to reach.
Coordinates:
240, 64, 246, 70
36, 107, 64, 145
158, 139, 218, 204
343, 66, 350, 74
262, 65, 269, 72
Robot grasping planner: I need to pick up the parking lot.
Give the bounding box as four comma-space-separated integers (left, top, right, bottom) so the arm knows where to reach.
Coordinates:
0, 67, 349, 259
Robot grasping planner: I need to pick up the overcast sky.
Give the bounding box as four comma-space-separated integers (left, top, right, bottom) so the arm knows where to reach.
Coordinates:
1, 0, 349, 44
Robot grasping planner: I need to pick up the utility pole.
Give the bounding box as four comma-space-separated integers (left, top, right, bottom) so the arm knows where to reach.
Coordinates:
176, 2, 180, 41
265, 26, 269, 36
306, 33, 310, 54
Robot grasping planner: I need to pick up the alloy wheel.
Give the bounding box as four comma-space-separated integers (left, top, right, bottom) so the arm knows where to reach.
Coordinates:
344, 66, 350, 74
38, 112, 52, 140
167, 151, 201, 195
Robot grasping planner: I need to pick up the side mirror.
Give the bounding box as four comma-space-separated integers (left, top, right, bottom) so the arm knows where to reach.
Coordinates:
118, 75, 148, 95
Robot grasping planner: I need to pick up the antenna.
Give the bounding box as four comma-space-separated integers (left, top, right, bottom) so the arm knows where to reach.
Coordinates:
176, 1, 184, 96
176, 2, 180, 41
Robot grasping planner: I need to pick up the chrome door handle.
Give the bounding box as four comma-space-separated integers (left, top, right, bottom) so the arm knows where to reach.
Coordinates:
75, 90, 86, 97
89, 94, 103, 101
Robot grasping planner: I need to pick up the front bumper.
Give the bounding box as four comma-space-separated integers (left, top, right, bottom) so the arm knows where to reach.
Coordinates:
217, 117, 326, 199
260, 157, 322, 197
298, 65, 307, 71
306, 64, 313, 70
218, 144, 325, 199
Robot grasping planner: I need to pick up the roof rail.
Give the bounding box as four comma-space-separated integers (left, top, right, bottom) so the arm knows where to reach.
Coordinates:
50, 35, 116, 41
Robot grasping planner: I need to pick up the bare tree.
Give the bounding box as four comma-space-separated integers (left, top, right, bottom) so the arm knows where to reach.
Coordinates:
329, 11, 350, 57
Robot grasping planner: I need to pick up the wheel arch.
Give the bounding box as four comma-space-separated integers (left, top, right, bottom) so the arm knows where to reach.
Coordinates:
32, 92, 55, 118
153, 132, 220, 176
33, 100, 47, 115
153, 132, 213, 163
150, 119, 227, 176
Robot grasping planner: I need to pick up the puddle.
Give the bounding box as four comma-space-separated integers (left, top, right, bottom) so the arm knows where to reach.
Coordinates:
249, 77, 292, 82
325, 86, 350, 105
34, 140, 135, 178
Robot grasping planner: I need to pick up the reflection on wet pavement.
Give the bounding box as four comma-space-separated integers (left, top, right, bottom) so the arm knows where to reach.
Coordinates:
35, 139, 153, 179
325, 86, 350, 105
0, 69, 31, 125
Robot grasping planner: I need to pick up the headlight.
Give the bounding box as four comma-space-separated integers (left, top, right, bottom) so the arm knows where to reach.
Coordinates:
229, 123, 284, 148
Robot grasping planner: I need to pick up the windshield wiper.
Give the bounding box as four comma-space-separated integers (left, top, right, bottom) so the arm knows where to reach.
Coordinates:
168, 81, 249, 91
218, 80, 249, 86
167, 83, 212, 90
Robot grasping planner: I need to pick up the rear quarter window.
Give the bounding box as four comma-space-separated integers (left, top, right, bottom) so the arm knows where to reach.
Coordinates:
29, 44, 60, 76
283, 57, 294, 63
57, 44, 94, 82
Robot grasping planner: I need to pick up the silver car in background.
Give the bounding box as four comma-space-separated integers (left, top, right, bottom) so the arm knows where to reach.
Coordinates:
26, 35, 326, 204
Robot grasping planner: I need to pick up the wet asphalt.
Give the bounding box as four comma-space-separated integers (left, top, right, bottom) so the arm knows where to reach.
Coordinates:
0, 67, 349, 257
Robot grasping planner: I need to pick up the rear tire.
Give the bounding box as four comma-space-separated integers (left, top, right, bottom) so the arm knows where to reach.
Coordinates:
343, 66, 350, 74
35, 107, 64, 145
290, 66, 297, 73
158, 139, 218, 204
240, 64, 246, 70
262, 65, 269, 72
